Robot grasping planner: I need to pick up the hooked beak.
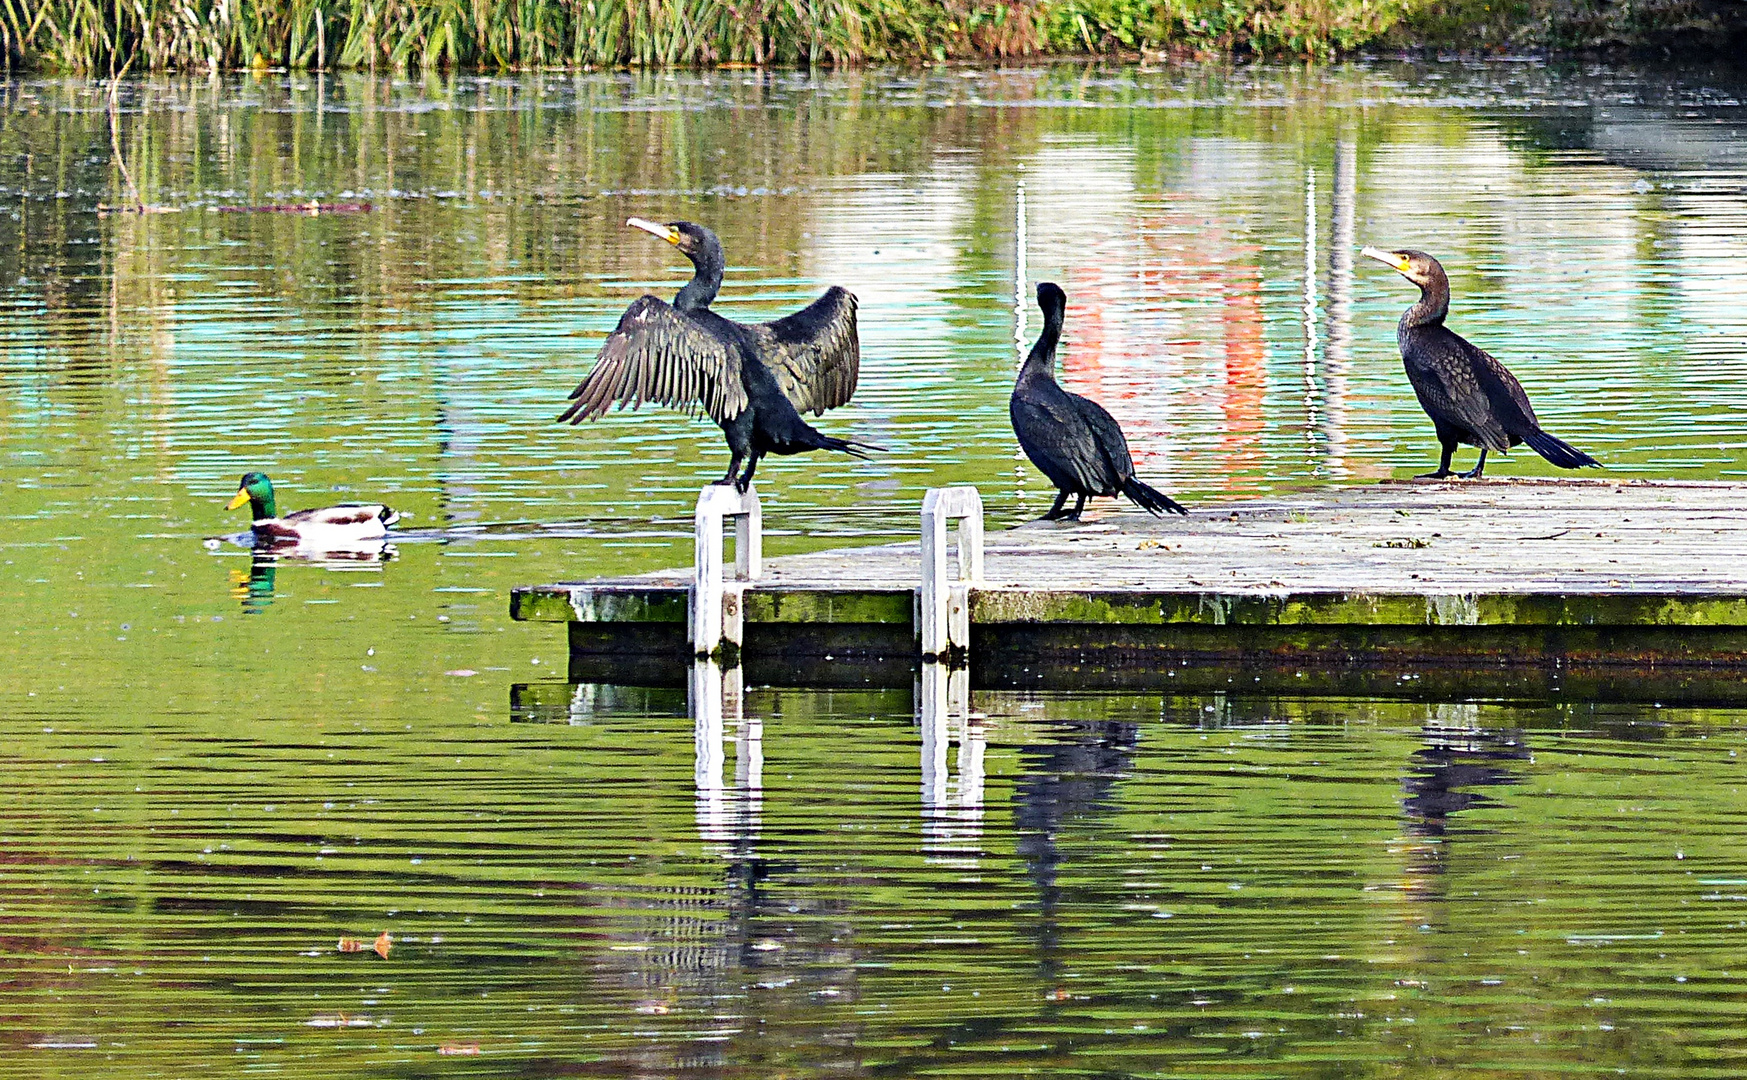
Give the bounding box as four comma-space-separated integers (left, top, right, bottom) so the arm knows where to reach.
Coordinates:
1360, 245, 1411, 273
226, 489, 251, 510
627, 217, 681, 246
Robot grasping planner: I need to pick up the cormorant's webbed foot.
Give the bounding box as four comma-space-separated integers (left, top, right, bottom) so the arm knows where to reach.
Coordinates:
1416, 469, 1455, 479
1060, 494, 1088, 521
1458, 449, 1488, 479
1040, 491, 1071, 521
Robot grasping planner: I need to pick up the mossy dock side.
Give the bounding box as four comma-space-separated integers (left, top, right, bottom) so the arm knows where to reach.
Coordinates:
511, 480, 1747, 699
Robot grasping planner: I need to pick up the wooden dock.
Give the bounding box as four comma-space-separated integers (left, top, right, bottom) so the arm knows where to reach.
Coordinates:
511, 480, 1747, 701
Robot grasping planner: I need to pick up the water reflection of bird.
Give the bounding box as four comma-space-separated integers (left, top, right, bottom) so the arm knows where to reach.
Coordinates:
1010, 283, 1188, 520
1013, 719, 1139, 975
222, 548, 395, 614
558, 218, 876, 494
226, 471, 400, 545
1362, 247, 1599, 479
230, 556, 277, 615
1402, 725, 1530, 840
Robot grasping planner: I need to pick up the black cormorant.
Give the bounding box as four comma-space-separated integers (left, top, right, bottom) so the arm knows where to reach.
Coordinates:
1010, 282, 1188, 520
559, 218, 875, 493
1362, 246, 1598, 479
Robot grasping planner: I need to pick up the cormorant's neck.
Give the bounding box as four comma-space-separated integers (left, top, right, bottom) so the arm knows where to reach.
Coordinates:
248, 491, 276, 521
1401, 271, 1450, 330
1018, 309, 1064, 383
673, 243, 724, 312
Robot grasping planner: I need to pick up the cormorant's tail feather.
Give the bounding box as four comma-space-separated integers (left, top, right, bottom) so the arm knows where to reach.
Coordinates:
1122, 477, 1189, 516
814, 434, 886, 461
1523, 428, 1599, 470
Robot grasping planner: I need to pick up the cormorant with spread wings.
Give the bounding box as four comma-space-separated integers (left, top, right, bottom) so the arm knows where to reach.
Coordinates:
1362, 246, 1598, 479
559, 218, 876, 492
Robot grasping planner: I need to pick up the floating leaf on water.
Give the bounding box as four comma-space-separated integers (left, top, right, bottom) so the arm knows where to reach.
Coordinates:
444, 669, 478, 677
336, 932, 391, 957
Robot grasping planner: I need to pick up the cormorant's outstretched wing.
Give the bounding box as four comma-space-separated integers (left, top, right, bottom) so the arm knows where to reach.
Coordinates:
559, 296, 747, 425
755, 286, 860, 416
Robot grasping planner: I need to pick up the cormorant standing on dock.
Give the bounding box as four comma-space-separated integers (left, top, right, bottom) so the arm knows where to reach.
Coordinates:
1010, 282, 1188, 520
1362, 246, 1598, 479
559, 218, 876, 493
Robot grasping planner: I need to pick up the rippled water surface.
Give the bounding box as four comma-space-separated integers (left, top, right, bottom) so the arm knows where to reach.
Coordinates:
3, 60, 1747, 1077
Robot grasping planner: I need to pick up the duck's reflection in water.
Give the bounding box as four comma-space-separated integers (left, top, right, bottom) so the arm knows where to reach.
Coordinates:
224, 544, 396, 614
1013, 712, 1138, 976
918, 664, 985, 863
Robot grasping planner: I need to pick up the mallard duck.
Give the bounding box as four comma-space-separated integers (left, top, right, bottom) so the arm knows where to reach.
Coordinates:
225, 471, 400, 545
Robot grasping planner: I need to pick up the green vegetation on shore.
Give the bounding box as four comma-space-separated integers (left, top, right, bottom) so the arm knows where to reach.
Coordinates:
0, 0, 1740, 72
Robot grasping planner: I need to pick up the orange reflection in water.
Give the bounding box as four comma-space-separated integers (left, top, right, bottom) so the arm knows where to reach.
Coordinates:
1055, 211, 1268, 495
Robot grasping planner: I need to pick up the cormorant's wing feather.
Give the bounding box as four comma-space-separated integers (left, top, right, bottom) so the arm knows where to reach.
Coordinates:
1069, 394, 1136, 490
560, 295, 747, 424
1405, 328, 1516, 452
1469, 344, 1541, 434
1011, 387, 1122, 495
755, 286, 860, 416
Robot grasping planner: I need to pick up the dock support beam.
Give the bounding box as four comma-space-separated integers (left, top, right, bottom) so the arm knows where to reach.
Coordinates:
920, 486, 983, 663
691, 485, 762, 660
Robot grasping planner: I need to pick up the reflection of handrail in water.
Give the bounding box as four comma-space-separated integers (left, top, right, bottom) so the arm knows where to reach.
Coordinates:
691, 660, 762, 848
919, 664, 985, 863
1219, 263, 1268, 484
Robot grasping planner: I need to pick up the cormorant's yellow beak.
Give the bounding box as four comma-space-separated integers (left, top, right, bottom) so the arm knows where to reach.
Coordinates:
226, 490, 250, 510
1360, 246, 1411, 273
627, 217, 681, 245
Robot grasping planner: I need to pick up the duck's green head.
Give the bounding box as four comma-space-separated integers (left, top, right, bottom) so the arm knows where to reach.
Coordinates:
226, 471, 276, 521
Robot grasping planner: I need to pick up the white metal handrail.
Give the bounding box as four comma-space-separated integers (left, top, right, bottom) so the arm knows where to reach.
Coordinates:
691, 484, 762, 658
919, 485, 983, 661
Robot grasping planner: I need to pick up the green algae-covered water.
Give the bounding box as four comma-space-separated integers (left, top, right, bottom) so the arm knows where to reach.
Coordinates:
3, 61, 1747, 1076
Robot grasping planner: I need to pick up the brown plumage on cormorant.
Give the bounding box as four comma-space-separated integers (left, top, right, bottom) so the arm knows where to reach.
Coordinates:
558, 218, 876, 493
1362, 246, 1599, 479
1010, 282, 1188, 521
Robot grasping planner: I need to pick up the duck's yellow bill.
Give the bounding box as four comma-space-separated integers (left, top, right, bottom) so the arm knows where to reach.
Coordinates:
226, 490, 250, 510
